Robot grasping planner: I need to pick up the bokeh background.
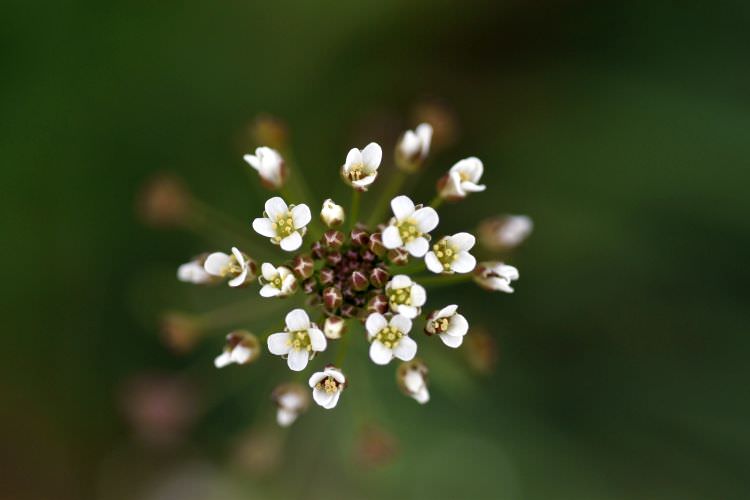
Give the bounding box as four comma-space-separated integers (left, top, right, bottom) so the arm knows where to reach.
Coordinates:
3, 0, 750, 499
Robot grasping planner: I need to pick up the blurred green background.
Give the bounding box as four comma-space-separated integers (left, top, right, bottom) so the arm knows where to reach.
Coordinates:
3, 0, 750, 499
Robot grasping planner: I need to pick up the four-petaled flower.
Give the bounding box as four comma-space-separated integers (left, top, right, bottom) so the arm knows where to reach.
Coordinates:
340, 142, 382, 190
425, 232, 477, 274
259, 263, 297, 298
384, 274, 426, 319
308, 365, 346, 409
474, 262, 519, 293
243, 146, 286, 190
252, 197, 311, 252
365, 313, 418, 365
214, 330, 261, 368
203, 247, 257, 287
425, 305, 469, 348
267, 309, 327, 371
382, 195, 439, 257
397, 359, 430, 404
396, 123, 433, 172
272, 383, 309, 427
438, 157, 486, 200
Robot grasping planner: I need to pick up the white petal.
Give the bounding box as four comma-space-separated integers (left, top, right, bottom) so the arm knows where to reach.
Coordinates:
267, 332, 292, 355
344, 147, 362, 169
409, 284, 427, 307
439, 332, 464, 348
403, 370, 424, 393
412, 207, 439, 233
281, 274, 297, 293
285, 308, 310, 331
405, 237, 429, 257
415, 123, 433, 155
231, 247, 245, 265
390, 195, 415, 221
313, 388, 335, 408
365, 313, 388, 337
435, 304, 458, 318
390, 314, 413, 334
276, 408, 298, 427
325, 367, 346, 384
424, 252, 444, 273
369, 341, 393, 365
287, 349, 310, 371
381, 225, 403, 249
399, 131, 420, 157
393, 336, 417, 361
323, 391, 341, 409
461, 181, 486, 193
396, 305, 419, 319
308, 371, 327, 387
230, 346, 252, 364
203, 252, 230, 276
243, 154, 259, 169
278, 391, 303, 410
450, 232, 476, 251
491, 278, 515, 293
352, 174, 376, 188
261, 263, 277, 281
361, 142, 382, 169
390, 274, 412, 289
265, 197, 289, 221
414, 387, 430, 404
228, 268, 248, 287
447, 313, 469, 337
308, 328, 327, 352
451, 252, 476, 273
214, 351, 232, 368
252, 218, 276, 238
291, 204, 311, 228
280, 231, 303, 251
260, 284, 281, 297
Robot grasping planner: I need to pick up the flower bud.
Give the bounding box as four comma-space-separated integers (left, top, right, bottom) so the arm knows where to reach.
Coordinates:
311, 241, 326, 260
323, 316, 347, 340
368, 233, 386, 257
361, 250, 376, 263
340, 303, 359, 318
478, 215, 533, 251
474, 262, 519, 293
291, 254, 314, 279
322, 229, 345, 249
323, 286, 343, 311
397, 359, 430, 404
387, 248, 409, 266
436, 157, 486, 201
350, 270, 369, 291
320, 199, 345, 228
326, 251, 342, 266
214, 330, 261, 368
319, 267, 335, 286
369, 267, 389, 288
395, 123, 432, 173
136, 172, 192, 227
272, 383, 309, 427
350, 227, 370, 247
366, 294, 388, 314
302, 278, 318, 295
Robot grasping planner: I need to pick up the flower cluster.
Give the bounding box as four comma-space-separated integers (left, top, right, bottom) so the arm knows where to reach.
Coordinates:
174, 119, 531, 426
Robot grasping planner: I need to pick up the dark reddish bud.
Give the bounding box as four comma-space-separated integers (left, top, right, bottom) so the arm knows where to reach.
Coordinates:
350, 227, 370, 247
342, 285, 357, 301
311, 241, 326, 260
302, 278, 317, 294
366, 294, 389, 314
369, 267, 389, 288
319, 267, 335, 286
326, 251, 342, 266
292, 254, 314, 279
345, 249, 359, 261
361, 250, 376, 262
340, 303, 358, 318
322, 230, 345, 250
387, 248, 409, 266
350, 270, 369, 291
368, 233, 386, 257
323, 286, 343, 311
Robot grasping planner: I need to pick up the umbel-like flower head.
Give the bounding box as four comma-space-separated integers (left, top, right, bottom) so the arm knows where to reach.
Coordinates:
252, 197, 311, 251
168, 113, 528, 426
267, 309, 327, 371
341, 142, 382, 190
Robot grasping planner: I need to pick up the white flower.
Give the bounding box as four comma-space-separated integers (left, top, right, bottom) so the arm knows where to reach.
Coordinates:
214, 331, 261, 368
243, 146, 286, 189
438, 157, 486, 200
384, 275, 426, 319
425, 305, 469, 348
382, 195, 439, 257
259, 263, 297, 298
397, 360, 430, 404
365, 313, 418, 365
320, 198, 345, 228
267, 309, 327, 371
340, 142, 382, 190
272, 383, 309, 427
478, 214, 533, 251
308, 365, 346, 409
252, 197, 311, 252
424, 232, 477, 274
396, 123, 433, 172
203, 247, 257, 287
177, 256, 215, 284
474, 262, 519, 293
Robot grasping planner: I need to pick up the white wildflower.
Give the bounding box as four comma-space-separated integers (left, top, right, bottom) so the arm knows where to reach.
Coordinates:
397, 359, 430, 404
384, 274, 426, 319
396, 123, 433, 172
474, 262, 519, 293
340, 142, 382, 190
382, 195, 439, 257
243, 146, 286, 189
365, 313, 417, 365
425, 305, 469, 348
438, 157, 486, 200
308, 365, 346, 409
424, 232, 477, 274
259, 263, 297, 298
267, 309, 327, 371
252, 197, 311, 252
203, 247, 257, 287
214, 331, 261, 368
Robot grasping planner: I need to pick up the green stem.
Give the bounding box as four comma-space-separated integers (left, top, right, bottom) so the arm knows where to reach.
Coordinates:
366, 170, 406, 227
348, 189, 361, 231
334, 328, 351, 367
429, 195, 445, 209
413, 273, 472, 288
194, 295, 289, 330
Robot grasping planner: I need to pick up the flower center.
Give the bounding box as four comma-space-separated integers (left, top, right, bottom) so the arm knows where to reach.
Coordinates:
388, 286, 411, 307
459, 170, 472, 182
272, 214, 296, 239
347, 163, 369, 182
272, 275, 283, 288
315, 376, 340, 394
224, 256, 244, 276
431, 317, 450, 333
432, 239, 457, 271
375, 326, 403, 349
289, 330, 312, 351
396, 219, 420, 243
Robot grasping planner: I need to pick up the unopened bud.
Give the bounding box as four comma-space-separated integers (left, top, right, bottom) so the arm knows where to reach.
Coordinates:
395, 123, 433, 173
319, 267, 335, 286
292, 254, 314, 279
322, 230, 345, 249
320, 199, 345, 228
350, 271, 369, 291
214, 330, 261, 368
323, 316, 347, 340
396, 359, 430, 404
302, 278, 318, 295
387, 248, 409, 266
311, 241, 326, 260
350, 227, 370, 247
366, 294, 388, 314
478, 215, 533, 251
340, 303, 359, 319
323, 287, 343, 311
326, 251, 342, 266
369, 267, 389, 288
368, 233, 386, 257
